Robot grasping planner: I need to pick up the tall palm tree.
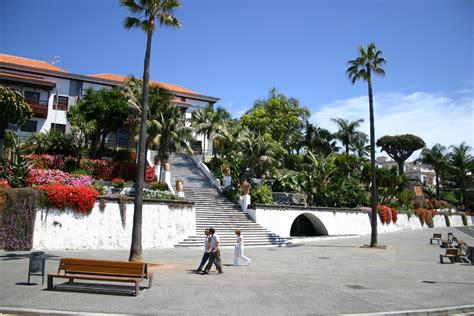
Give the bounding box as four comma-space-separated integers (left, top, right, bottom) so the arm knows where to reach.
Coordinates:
331, 118, 366, 155
347, 42, 386, 247
192, 104, 230, 161
121, 0, 181, 262
448, 142, 473, 209
419, 144, 448, 200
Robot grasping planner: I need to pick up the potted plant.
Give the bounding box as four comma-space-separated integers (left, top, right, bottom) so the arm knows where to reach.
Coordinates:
111, 177, 125, 193
176, 178, 184, 192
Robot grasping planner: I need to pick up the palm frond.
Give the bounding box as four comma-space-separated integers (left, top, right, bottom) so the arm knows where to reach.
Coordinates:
120, 0, 143, 13
123, 16, 142, 29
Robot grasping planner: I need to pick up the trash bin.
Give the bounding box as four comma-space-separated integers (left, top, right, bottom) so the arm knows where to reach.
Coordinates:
28, 251, 46, 285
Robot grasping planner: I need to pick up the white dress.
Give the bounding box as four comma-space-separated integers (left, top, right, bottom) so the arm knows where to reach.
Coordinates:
233, 235, 251, 266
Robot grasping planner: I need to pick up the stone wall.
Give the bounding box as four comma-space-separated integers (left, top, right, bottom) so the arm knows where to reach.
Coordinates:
247, 204, 473, 238
32, 198, 195, 250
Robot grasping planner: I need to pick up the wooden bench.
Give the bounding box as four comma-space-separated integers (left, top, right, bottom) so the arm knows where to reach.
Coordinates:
47, 258, 153, 296
439, 248, 461, 264
430, 233, 442, 245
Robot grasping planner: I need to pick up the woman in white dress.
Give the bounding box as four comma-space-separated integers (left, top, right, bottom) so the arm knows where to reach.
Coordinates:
233, 229, 251, 266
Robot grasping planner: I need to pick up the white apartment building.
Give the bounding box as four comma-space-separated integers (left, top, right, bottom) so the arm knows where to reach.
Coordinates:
0, 53, 219, 154
376, 156, 436, 186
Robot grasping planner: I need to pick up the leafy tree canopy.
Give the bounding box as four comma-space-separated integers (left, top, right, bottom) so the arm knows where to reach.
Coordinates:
376, 134, 425, 173
0, 86, 32, 126
241, 88, 310, 146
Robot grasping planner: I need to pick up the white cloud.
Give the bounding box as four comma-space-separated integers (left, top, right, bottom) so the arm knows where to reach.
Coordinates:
311, 91, 474, 154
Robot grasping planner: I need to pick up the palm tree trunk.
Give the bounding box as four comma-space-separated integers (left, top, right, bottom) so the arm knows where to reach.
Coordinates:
461, 172, 468, 210
202, 135, 206, 162
345, 143, 349, 154
435, 171, 440, 200
367, 69, 378, 247
130, 18, 154, 262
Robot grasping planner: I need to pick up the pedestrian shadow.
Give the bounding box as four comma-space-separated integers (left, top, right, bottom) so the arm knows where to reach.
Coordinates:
423, 280, 474, 285
0, 253, 61, 261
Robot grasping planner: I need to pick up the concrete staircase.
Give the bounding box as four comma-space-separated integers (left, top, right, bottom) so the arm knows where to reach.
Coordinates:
170, 153, 287, 247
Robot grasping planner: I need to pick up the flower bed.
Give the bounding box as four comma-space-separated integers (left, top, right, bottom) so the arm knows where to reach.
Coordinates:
27, 169, 93, 186
37, 183, 99, 214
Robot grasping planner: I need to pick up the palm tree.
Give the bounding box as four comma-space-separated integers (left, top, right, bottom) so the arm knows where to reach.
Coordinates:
304, 123, 338, 156
331, 118, 366, 155
192, 104, 230, 161
151, 101, 195, 181
419, 144, 448, 200
448, 143, 473, 209
121, 0, 181, 262
347, 42, 386, 247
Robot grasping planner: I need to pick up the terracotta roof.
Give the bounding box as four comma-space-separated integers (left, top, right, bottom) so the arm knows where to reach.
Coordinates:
171, 99, 192, 106
0, 71, 55, 84
88, 73, 202, 96
0, 54, 69, 73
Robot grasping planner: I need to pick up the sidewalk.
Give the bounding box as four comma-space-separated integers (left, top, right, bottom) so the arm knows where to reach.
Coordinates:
1, 227, 473, 315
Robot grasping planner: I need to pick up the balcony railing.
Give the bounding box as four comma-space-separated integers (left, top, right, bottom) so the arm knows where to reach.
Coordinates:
25, 99, 49, 119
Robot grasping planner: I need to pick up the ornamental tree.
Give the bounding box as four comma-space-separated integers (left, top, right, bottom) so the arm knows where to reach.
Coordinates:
0, 86, 33, 156
376, 134, 425, 174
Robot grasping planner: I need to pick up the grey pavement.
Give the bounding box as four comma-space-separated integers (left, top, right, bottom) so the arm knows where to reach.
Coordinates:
0, 227, 473, 315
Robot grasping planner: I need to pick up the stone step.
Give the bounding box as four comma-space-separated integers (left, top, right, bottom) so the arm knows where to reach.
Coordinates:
170, 153, 286, 248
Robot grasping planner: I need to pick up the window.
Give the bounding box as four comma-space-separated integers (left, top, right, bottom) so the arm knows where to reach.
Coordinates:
53, 96, 68, 111
180, 97, 186, 102
24, 91, 40, 103
51, 123, 66, 133
21, 120, 38, 133
118, 130, 129, 146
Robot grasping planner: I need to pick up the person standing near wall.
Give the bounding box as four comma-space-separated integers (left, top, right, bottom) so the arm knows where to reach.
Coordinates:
202, 227, 223, 274
233, 229, 251, 266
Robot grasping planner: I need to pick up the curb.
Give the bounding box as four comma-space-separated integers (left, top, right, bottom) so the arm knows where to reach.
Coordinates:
346, 304, 474, 316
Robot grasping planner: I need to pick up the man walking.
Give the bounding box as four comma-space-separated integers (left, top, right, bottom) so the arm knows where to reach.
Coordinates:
195, 228, 211, 273
202, 227, 223, 274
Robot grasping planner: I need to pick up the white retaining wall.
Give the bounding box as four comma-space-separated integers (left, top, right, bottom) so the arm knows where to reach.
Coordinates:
33, 200, 195, 250
247, 206, 473, 238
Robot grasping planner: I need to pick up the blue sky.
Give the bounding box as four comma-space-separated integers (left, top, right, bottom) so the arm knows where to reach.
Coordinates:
1, 0, 473, 150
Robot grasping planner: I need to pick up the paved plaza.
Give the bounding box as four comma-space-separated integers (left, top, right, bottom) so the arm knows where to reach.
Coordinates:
0, 227, 473, 315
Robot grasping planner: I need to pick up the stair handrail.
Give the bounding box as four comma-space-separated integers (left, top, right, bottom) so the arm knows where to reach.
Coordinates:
190, 155, 221, 189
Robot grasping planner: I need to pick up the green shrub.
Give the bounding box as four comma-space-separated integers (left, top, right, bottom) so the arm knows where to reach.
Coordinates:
442, 191, 459, 206
147, 181, 168, 191
71, 169, 89, 176
251, 183, 272, 205
143, 189, 176, 200
224, 185, 242, 203
23, 130, 76, 156
91, 182, 106, 195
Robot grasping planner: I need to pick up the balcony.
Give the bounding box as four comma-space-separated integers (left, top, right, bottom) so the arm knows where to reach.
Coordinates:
26, 98, 49, 119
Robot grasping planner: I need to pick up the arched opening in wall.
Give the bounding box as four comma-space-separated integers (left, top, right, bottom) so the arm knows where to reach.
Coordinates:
290, 213, 328, 237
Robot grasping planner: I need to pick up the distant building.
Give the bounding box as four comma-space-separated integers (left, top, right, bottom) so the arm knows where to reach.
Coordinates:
376, 156, 436, 186
0, 53, 219, 154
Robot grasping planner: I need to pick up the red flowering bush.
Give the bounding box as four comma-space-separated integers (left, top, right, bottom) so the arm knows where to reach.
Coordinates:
29, 154, 72, 170
0, 180, 10, 188
377, 205, 392, 224
390, 207, 398, 223
79, 159, 156, 182
37, 184, 99, 214
414, 208, 433, 227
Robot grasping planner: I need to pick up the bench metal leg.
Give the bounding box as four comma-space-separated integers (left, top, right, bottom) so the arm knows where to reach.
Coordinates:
135, 282, 140, 296
148, 274, 153, 289
47, 276, 54, 290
